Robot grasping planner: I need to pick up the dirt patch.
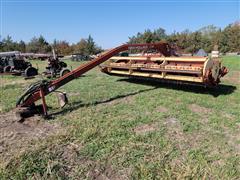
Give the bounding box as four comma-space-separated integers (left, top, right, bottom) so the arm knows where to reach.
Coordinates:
164, 117, 188, 166
156, 106, 168, 113
87, 164, 132, 180
222, 127, 240, 154
55, 143, 131, 179
165, 117, 178, 125
0, 110, 61, 167
164, 117, 205, 152
223, 71, 240, 84
175, 98, 182, 104
165, 117, 185, 143
236, 123, 240, 129
188, 104, 212, 115
133, 123, 158, 135
61, 143, 83, 164
188, 104, 212, 124
221, 112, 236, 120
87, 166, 129, 180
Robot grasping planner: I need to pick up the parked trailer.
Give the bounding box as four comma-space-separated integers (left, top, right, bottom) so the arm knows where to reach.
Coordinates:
32, 53, 51, 60
0, 51, 20, 58
21, 53, 64, 60
20, 53, 35, 60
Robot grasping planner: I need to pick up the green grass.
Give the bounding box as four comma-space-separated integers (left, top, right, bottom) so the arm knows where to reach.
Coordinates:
222, 56, 240, 71
0, 56, 240, 179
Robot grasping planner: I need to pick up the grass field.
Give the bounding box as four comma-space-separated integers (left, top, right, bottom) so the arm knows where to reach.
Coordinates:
0, 56, 239, 179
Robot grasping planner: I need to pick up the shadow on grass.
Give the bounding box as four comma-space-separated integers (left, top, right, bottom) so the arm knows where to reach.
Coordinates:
117, 78, 236, 97
50, 87, 157, 117
49, 78, 236, 118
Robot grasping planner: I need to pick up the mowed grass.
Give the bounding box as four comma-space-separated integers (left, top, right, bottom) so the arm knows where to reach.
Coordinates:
0, 56, 240, 179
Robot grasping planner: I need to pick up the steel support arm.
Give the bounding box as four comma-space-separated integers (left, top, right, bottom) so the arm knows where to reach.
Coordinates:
17, 42, 171, 107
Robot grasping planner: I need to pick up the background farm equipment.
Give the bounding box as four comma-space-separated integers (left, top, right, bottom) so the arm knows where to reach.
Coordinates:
71, 53, 92, 61
0, 57, 10, 73
0, 51, 38, 77
42, 50, 70, 78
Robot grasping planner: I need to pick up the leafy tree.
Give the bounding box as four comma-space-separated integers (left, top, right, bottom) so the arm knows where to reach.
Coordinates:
186, 31, 202, 54
0, 35, 26, 52
197, 25, 220, 52
200, 35, 212, 53
1, 35, 16, 51
73, 35, 102, 56
222, 24, 240, 52
26, 35, 51, 53
26, 37, 39, 53
86, 35, 95, 55
153, 28, 167, 41
18, 40, 26, 53
53, 39, 73, 55
128, 28, 167, 44
198, 25, 219, 39
168, 30, 192, 53
211, 29, 222, 51
73, 39, 88, 55
0, 40, 3, 52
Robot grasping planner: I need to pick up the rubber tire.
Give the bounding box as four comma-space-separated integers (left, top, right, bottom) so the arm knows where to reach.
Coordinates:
24, 67, 38, 77
60, 68, 70, 77
3, 66, 11, 72
10, 67, 15, 72
59, 61, 67, 68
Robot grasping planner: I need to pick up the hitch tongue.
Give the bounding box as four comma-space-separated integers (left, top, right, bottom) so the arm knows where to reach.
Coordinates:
57, 92, 68, 108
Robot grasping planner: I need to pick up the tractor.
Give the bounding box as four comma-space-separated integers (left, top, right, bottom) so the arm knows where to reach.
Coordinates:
42, 49, 70, 78
0, 52, 38, 77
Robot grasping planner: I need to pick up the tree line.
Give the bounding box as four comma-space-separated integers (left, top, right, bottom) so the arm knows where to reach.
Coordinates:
0, 21, 239, 55
128, 22, 240, 54
0, 35, 102, 56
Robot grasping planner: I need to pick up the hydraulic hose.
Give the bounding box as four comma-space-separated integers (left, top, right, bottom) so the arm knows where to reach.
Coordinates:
16, 80, 50, 106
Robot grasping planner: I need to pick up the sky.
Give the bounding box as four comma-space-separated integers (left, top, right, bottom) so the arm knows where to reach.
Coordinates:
0, 0, 239, 48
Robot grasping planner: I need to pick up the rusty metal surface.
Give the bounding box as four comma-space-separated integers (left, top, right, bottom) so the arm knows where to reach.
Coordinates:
100, 55, 228, 86
0, 72, 22, 76
17, 43, 171, 111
